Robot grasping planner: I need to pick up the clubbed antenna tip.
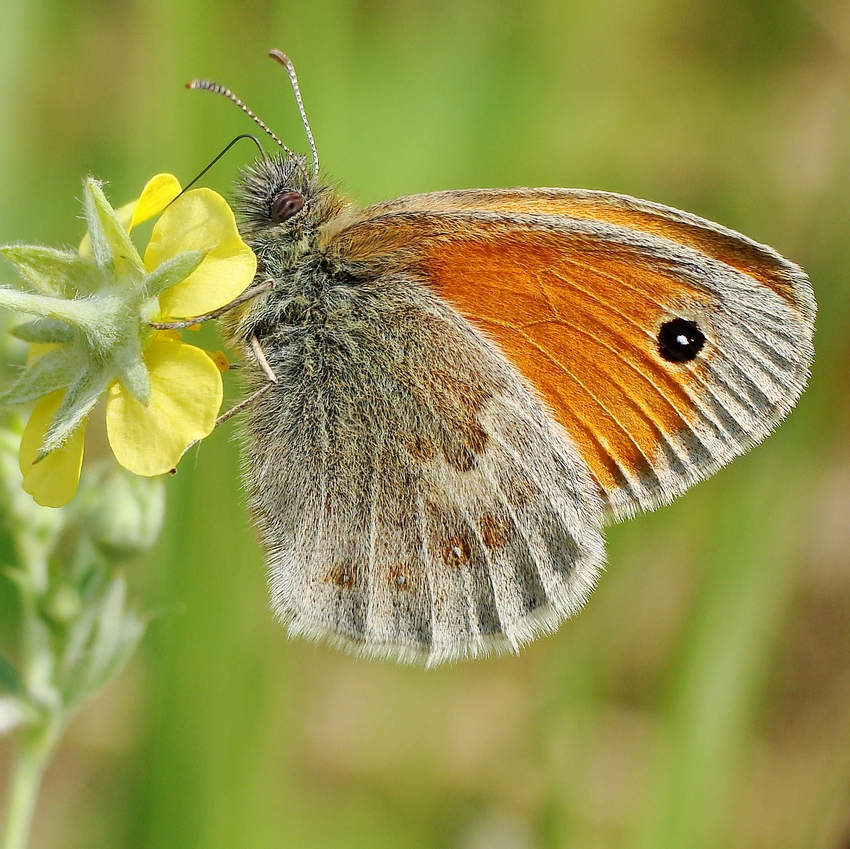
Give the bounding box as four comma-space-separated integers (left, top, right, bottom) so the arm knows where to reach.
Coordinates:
186, 78, 296, 159
268, 50, 320, 176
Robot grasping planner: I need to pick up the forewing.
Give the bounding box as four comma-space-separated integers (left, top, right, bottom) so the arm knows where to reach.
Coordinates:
325, 189, 815, 520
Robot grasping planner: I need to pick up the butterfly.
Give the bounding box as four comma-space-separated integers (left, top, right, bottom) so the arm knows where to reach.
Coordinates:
198, 52, 816, 665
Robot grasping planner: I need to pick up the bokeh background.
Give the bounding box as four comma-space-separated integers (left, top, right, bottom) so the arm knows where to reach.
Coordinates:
1, 1, 849, 847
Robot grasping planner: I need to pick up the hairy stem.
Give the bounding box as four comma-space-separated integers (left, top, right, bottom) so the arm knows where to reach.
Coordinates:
1, 719, 61, 849
1, 520, 63, 849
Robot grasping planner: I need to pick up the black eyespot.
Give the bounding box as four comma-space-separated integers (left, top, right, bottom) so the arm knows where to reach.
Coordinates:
270, 190, 305, 223
657, 318, 705, 363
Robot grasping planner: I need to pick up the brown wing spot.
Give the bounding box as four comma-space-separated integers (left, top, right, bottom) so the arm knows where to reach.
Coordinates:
430, 374, 490, 471
388, 566, 414, 592
479, 514, 511, 550
465, 423, 488, 454
443, 442, 476, 472
407, 433, 435, 462
327, 561, 360, 588
499, 472, 536, 508
443, 534, 472, 567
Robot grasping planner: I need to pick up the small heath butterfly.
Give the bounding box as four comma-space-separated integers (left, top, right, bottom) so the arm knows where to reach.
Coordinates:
196, 52, 815, 665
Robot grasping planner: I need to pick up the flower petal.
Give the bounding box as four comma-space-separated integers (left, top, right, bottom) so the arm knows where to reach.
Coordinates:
130, 174, 182, 230
105, 338, 223, 476
145, 188, 257, 318
20, 391, 86, 507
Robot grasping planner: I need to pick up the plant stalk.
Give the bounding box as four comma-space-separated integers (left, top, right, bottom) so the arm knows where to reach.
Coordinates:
1, 720, 61, 849
1, 543, 62, 849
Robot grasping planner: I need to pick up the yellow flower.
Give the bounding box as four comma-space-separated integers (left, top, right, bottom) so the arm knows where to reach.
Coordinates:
20, 390, 87, 508
9, 174, 257, 506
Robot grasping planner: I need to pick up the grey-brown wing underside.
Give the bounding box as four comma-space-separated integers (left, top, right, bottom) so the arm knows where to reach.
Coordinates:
239, 272, 605, 665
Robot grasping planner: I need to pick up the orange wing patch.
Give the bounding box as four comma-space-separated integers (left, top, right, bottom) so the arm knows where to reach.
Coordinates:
329, 214, 717, 492
421, 233, 709, 491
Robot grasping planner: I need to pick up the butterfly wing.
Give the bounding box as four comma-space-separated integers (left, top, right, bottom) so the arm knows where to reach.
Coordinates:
239, 183, 813, 664
324, 188, 815, 521
243, 266, 606, 665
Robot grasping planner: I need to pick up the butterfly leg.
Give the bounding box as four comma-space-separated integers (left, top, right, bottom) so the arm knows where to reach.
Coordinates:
149, 281, 274, 331
215, 335, 278, 427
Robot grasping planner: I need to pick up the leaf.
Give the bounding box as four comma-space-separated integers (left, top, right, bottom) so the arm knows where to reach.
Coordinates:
113, 345, 151, 406
9, 318, 76, 345
10, 318, 76, 344
90, 609, 145, 697
0, 286, 102, 333
61, 574, 146, 711
0, 344, 84, 406
144, 249, 207, 299
39, 368, 111, 455
4, 567, 35, 595
60, 598, 99, 682
82, 180, 114, 269
0, 245, 101, 297
0, 697, 27, 735
83, 180, 145, 278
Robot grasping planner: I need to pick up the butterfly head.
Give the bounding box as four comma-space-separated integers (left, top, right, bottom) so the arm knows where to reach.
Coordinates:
235, 152, 314, 235
233, 152, 348, 267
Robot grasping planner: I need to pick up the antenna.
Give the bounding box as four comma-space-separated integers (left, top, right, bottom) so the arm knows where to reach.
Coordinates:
268, 50, 319, 176
186, 78, 298, 158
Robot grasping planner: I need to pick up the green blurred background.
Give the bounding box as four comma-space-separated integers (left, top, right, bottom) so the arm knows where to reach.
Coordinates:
1, 0, 849, 847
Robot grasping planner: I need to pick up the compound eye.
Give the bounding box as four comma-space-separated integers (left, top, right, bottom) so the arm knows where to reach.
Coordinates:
270, 190, 305, 223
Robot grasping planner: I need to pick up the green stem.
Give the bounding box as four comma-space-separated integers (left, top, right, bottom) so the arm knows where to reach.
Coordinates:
1, 721, 61, 849
1, 549, 62, 849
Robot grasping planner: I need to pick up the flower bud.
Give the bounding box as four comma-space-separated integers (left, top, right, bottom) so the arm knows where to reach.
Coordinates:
40, 583, 82, 626
79, 462, 164, 559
